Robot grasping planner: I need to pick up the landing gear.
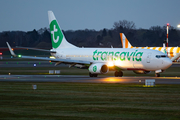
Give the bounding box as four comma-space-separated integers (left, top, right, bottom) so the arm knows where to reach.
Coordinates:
114, 71, 123, 77
89, 72, 98, 77
155, 73, 160, 77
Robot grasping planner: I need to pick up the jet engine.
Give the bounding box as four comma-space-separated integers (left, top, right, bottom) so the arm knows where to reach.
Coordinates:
89, 63, 109, 74
133, 70, 151, 74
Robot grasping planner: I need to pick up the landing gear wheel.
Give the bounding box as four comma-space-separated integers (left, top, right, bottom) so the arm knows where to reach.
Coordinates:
93, 74, 98, 77
89, 73, 98, 77
115, 71, 119, 77
119, 71, 123, 77
155, 73, 160, 77
89, 72, 93, 77
114, 71, 123, 77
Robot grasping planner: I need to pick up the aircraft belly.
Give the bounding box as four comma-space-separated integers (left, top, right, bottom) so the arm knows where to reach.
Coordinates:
118, 61, 134, 69
133, 63, 143, 68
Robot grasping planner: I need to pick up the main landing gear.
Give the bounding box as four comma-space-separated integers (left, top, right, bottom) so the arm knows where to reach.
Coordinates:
114, 71, 123, 77
89, 72, 98, 77
155, 73, 160, 77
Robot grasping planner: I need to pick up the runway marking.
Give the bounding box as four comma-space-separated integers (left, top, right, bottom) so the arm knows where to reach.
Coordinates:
0, 75, 180, 84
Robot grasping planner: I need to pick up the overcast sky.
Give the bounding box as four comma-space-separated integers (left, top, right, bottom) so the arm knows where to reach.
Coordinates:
0, 0, 180, 32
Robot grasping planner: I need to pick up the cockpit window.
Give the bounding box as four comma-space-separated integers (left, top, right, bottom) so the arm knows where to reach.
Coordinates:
156, 55, 168, 58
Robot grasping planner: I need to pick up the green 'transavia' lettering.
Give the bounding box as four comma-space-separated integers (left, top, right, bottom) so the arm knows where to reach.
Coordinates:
92, 50, 143, 62
93, 50, 97, 60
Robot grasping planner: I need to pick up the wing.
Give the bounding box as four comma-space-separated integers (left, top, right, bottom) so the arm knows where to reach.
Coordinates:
19, 55, 90, 64
14, 46, 56, 53
6, 42, 90, 65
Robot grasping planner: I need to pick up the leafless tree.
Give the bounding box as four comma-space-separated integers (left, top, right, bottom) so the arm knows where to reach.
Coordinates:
113, 20, 136, 31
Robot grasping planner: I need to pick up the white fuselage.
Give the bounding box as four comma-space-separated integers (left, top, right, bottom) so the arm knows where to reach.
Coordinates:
51, 48, 172, 71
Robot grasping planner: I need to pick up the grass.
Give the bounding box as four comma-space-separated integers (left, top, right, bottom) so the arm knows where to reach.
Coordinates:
0, 82, 180, 119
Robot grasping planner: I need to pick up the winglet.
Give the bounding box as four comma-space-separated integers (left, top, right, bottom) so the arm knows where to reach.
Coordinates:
6, 42, 17, 57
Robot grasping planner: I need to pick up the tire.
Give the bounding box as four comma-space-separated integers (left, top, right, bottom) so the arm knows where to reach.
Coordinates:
89, 73, 98, 77
115, 71, 119, 77
93, 74, 98, 77
118, 71, 123, 77
155, 73, 160, 77
89, 72, 93, 77
115, 71, 123, 77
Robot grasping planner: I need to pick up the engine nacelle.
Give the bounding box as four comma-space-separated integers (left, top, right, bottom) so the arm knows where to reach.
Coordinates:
133, 70, 151, 74
89, 63, 109, 74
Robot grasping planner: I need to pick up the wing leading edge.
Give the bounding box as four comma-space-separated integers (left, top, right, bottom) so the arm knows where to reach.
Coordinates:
6, 42, 90, 65
14, 47, 56, 53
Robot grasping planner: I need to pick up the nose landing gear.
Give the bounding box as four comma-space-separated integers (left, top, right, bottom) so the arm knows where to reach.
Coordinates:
155, 73, 160, 77
155, 70, 162, 77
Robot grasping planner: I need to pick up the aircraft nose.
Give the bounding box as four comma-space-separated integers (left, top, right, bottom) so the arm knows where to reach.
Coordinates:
163, 58, 172, 69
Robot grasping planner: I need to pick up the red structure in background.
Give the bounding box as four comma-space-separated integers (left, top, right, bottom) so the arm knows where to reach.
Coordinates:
166, 23, 170, 55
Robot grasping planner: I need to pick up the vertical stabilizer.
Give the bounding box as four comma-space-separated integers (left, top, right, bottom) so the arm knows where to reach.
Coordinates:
120, 33, 133, 48
48, 11, 77, 49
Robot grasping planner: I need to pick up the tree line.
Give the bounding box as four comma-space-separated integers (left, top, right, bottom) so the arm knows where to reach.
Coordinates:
0, 20, 180, 49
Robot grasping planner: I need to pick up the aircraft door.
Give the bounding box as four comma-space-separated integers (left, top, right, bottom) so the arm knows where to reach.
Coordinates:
146, 53, 151, 63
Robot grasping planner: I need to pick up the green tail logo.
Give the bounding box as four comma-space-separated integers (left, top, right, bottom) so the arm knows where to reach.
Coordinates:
50, 20, 63, 49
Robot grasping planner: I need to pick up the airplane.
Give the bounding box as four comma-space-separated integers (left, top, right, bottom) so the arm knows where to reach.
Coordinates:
120, 33, 180, 61
6, 11, 172, 77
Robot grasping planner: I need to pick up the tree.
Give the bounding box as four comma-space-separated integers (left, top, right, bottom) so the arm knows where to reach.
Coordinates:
108, 30, 113, 38
113, 20, 136, 31
96, 35, 103, 43
102, 28, 107, 37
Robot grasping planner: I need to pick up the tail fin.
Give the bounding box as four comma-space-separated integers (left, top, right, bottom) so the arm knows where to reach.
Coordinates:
120, 33, 133, 48
48, 11, 77, 49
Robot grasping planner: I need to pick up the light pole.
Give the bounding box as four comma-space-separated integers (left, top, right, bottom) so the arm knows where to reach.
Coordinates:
166, 23, 169, 55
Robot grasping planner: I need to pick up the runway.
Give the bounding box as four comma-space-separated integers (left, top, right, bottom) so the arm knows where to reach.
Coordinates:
1, 60, 180, 67
0, 61, 180, 84
0, 75, 180, 84
0, 61, 57, 67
